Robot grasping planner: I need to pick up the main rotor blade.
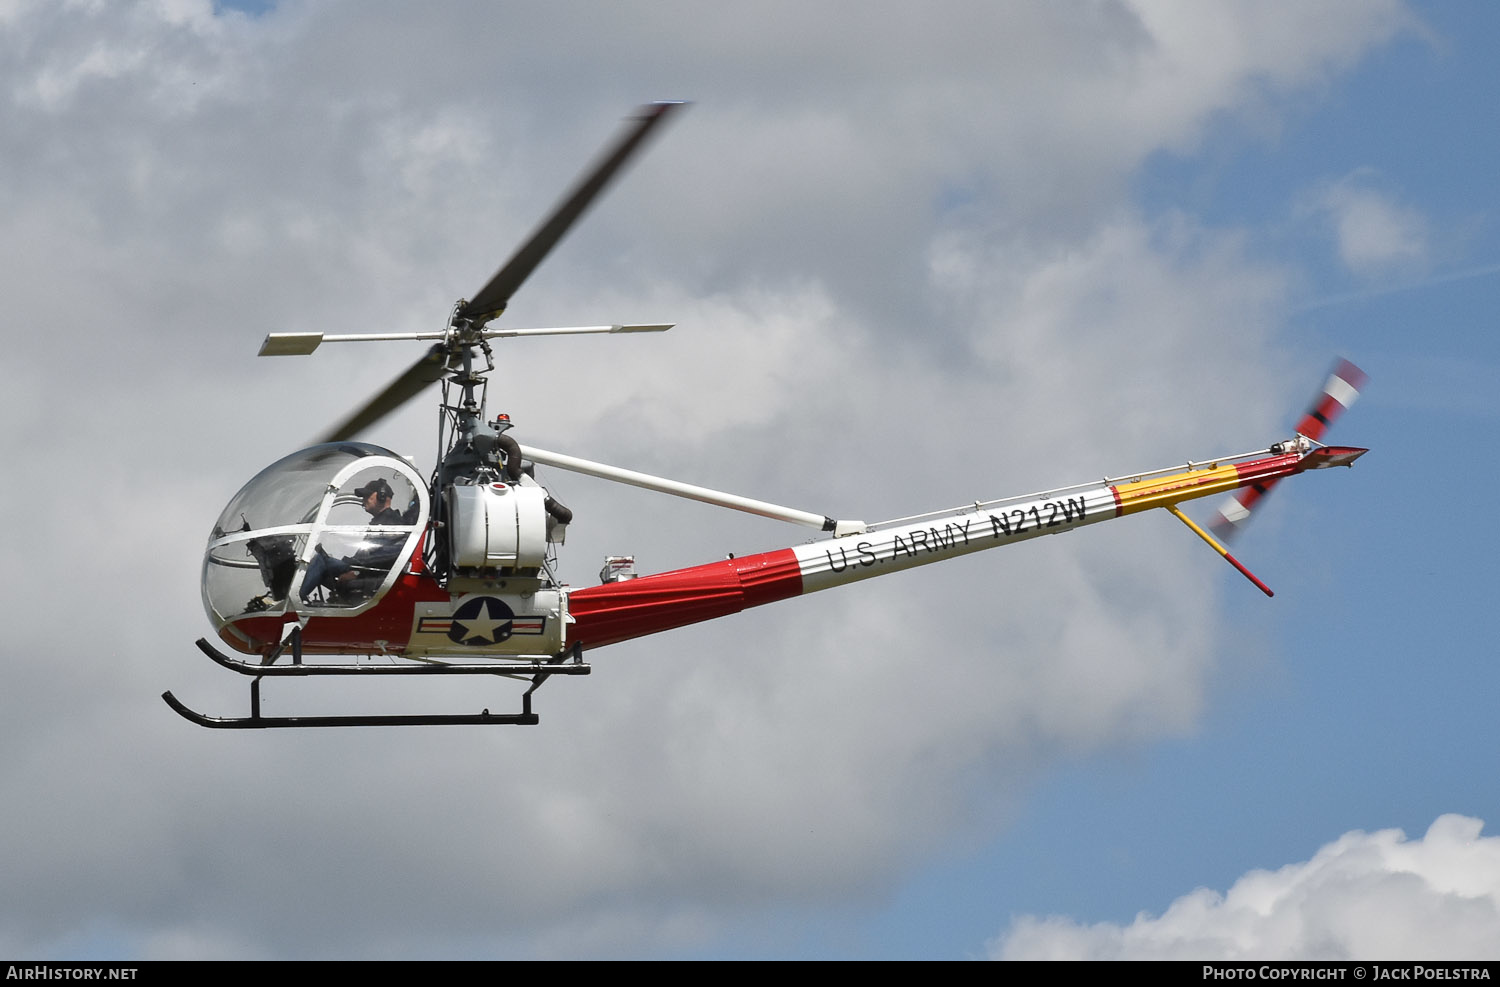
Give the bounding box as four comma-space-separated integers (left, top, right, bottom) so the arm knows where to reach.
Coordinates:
456, 101, 687, 326
318, 344, 450, 444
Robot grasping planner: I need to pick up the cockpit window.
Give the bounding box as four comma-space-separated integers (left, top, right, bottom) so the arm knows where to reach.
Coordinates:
202, 443, 428, 628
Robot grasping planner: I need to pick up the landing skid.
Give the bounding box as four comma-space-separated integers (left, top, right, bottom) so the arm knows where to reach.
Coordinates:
163, 634, 590, 729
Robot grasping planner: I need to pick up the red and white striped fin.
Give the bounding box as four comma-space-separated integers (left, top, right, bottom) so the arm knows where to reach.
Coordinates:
1207, 358, 1367, 542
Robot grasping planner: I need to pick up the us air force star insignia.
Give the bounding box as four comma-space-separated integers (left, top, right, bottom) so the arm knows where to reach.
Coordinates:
448, 596, 514, 646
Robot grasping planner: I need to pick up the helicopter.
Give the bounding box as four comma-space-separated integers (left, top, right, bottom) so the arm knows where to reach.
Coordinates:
164, 101, 1369, 729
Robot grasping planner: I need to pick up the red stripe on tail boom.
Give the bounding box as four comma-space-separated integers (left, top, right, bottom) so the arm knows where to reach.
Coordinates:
568, 549, 804, 650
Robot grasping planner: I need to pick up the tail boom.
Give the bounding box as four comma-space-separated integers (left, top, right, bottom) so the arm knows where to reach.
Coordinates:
567, 443, 1349, 651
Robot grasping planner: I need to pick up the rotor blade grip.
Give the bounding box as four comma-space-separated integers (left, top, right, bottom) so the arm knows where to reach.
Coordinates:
317, 344, 449, 444
458, 101, 687, 325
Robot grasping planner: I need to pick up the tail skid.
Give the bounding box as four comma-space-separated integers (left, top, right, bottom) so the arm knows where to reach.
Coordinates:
1168, 505, 1274, 597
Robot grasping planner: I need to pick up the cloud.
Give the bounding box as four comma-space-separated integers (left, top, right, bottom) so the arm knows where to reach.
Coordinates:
1313, 172, 1431, 277
0, 0, 1412, 958
992, 815, 1500, 960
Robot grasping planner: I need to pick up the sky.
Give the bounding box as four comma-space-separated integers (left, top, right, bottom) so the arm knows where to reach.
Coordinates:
1, 0, 1497, 961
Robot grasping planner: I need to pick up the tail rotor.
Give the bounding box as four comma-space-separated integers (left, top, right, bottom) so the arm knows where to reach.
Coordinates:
1208, 358, 1368, 542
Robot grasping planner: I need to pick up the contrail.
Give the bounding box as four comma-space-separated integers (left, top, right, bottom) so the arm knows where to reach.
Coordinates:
1295, 260, 1500, 312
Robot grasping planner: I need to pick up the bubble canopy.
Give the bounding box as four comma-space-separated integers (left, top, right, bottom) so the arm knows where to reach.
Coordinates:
202, 443, 429, 627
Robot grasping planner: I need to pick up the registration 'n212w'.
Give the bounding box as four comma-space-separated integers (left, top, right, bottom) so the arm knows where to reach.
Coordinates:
821, 495, 1089, 573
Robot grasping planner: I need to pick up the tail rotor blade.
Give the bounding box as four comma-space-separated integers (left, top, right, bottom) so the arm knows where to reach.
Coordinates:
457, 101, 687, 326
1293, 358, 1368, 443
1208, 477, 1279, 543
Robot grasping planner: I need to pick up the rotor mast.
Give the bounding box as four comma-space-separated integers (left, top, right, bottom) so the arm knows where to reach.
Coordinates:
441, 304, 496, 473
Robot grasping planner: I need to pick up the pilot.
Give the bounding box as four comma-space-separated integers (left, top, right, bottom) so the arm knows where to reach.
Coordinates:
358, 477, 405, 525
298, 477, 410, 603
